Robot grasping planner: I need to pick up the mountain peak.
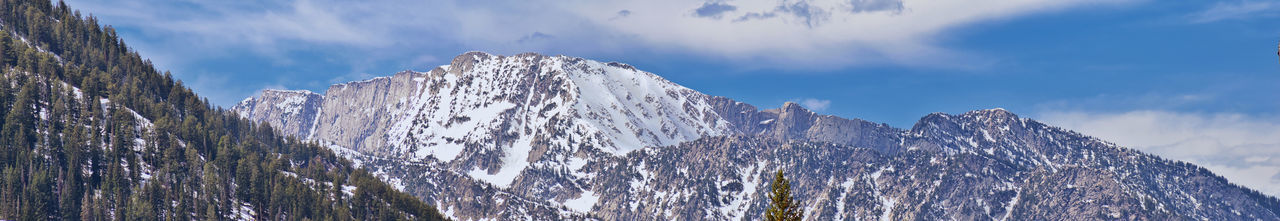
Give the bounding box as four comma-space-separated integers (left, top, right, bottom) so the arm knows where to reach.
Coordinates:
262, 88, 320, 96
781, 101, 801, 109
965, 107, 1016, 117
448, 51, 559, 68
766, 101, 813, 116
458, 50, 495, 58
959, 108, 1022, 128
263, 52, 733, 160
912, 108, 1021, 130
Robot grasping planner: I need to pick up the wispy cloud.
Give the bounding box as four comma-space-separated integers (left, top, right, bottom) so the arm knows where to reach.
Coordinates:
797, 98, 832, 111
61, 0, 1136, 106
848, 0, 905, 13
1189, 1, 1280, 23
68, 0, 389, 54
584, 0, 1133, 68
1038, 110, 1280, 197
65, 0, 1134, 70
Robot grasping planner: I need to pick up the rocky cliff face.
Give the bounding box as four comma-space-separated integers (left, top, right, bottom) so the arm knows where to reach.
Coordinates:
231, 89, 324, 139
708, 98, 904, 153
235, 52, 1280, 220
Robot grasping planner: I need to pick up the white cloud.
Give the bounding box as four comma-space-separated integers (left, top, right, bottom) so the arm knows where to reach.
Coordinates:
572, 0, 1133, 68
1038, 110, 1280, 197
798, 98, 832, 111
1189, 1, 1280, 23
59, 0, 1136, 106
65, 0, 429, 57
64, 0, 1133, 70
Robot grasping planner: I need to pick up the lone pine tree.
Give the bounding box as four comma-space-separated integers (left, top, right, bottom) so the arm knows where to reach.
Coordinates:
765, 169, 803, 221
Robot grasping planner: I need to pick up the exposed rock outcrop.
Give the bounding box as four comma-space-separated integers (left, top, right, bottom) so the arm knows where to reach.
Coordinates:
231, 89, 324, 139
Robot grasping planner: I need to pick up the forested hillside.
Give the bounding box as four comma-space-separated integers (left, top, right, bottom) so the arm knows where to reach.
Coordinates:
0, 0, 445, 220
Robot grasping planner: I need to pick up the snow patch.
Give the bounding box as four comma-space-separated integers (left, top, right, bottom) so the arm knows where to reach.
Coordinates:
234, 202, 256, 221
467, 135, 534, 188
721, 161, 764, 220
981, 129, 996, 142
563, 190, 599, 213
879, 197, 896, 221
567, 157, 589, 171
341, 185, 357, 197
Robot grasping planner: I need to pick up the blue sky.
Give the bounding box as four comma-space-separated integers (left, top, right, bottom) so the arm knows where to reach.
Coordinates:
63, 0, 1280, 196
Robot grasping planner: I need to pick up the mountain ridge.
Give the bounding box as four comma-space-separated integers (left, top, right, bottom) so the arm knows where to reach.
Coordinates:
236, 52, 1280, 220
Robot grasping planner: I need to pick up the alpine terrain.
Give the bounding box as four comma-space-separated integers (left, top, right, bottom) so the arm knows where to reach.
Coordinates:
236, 52, 1280, 220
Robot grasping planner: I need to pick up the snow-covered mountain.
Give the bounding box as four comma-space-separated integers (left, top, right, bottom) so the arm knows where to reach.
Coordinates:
234, 52, 1280, 220
231, 89, 324, 139
239, 52, 741, 187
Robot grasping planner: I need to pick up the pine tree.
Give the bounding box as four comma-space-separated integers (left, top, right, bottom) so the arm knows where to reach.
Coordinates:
765, 169, 803, 221
21, 168, 55, 221
2, 76, 38, 163
125, 186, 156, 220
78, 191, 97, 220
0, 30, 13, 66
60, 163, 82, 220
1, 167, 20, 218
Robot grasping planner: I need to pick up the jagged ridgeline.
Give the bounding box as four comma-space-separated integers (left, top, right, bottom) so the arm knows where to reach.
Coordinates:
239, 51, 1280, 220
0, 0, 444, 220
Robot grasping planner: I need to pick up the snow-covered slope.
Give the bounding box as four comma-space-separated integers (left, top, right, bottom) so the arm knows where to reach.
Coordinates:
366, 52, 731, 162
237, 52, 738, 188
234, 52, 1280, 220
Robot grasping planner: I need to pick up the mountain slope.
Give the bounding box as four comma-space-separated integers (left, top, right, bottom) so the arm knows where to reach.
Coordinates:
0, 0, 444, 220
242, 53, 746, 192
580, 109, 1277, 220
239, 52, 1279, 220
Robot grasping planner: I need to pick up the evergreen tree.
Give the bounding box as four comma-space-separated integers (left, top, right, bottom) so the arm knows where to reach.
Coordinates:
765, 169, 803, 221
0, 0, 447, 219
21, 168, 54, 220
125, 184, 157, 220
1, 167, 19, 217
0, 30, 13, 66
59, 163, 82, 220
2, 76, 38, 161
